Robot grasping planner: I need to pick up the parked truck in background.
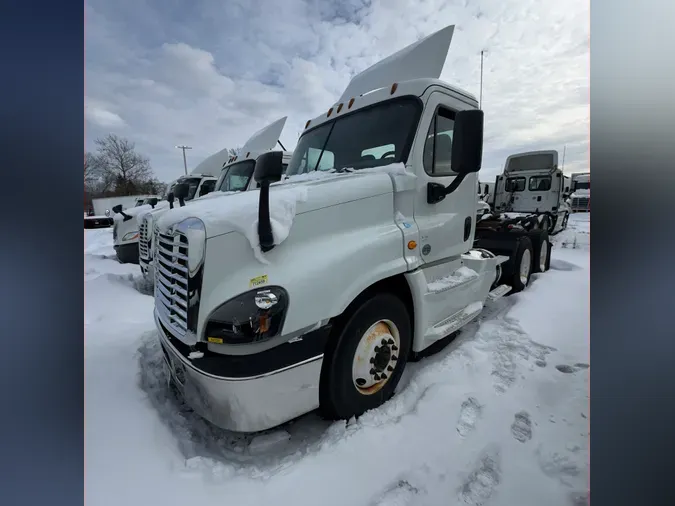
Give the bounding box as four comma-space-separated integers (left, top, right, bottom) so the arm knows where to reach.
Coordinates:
569, 172, 590, 212
112, 154, 225, 263
138, 116, 291, 282
492, 150, 571, 234
151, 25, 554, 434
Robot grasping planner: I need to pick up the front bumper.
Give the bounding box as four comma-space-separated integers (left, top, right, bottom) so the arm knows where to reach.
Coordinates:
114, 242, 139, 264
154, 308, 330, 432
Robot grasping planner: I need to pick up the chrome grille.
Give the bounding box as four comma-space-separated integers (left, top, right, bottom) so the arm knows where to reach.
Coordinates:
154, 227, 190, 337
571, 196, 590, 212
139, 216, 151, 259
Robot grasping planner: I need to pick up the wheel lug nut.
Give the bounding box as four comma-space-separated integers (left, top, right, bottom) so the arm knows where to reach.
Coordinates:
387, 365, 394, 372
373, 373, 381, 380
380, 373, 387, 380
355, 378, 366, 386
374, 346, 380, 352
381, 338, 387, 345
392, 355, 398, 361
370, 368, 376, 375
392, 345, 398, 351
370, 357, 375, 364
387, 338, 394, 345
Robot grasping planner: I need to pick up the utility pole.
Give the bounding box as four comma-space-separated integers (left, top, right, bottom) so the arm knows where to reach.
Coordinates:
479, 50, 486, 109
562, 145, 567, 171
175, 145, 192, 175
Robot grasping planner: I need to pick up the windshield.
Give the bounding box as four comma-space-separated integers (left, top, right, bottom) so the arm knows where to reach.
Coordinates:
286, 97, 422, 176
215, 160, 256, 192
175, 177, 202, 200
574, 181, 590, 190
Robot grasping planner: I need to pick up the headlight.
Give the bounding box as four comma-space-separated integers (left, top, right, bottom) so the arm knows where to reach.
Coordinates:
122, 231, 139, 241
204, 286, 289, 345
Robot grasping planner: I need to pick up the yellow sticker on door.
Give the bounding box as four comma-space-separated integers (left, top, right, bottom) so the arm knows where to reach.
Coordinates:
249, 274, 268, 288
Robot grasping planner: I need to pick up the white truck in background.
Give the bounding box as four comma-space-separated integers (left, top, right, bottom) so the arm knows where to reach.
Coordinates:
150, 25, 556, 433
112, 155, 225, 263
138, 116, 292, 282
492, 150, 571, 234
569, 172, 590, 212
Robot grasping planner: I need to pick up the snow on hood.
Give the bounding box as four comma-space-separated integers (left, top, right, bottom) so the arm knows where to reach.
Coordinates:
156, 162, 414, 264
113, 201, 170, 222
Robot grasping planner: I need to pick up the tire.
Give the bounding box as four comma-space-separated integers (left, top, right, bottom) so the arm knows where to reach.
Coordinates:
319, 292, 412, 421
533, 231, 550, 273
509, 236, 534, 293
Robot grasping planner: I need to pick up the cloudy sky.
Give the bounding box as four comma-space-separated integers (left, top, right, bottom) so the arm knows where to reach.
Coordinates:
85, 0, 589, 183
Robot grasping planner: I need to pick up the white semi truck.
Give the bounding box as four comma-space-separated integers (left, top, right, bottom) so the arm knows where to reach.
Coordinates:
151, 25, 554, 433
111, 153, 228, 263
491, 150, 571, 234
138, 117, 291, 282
569, 172, 590, 212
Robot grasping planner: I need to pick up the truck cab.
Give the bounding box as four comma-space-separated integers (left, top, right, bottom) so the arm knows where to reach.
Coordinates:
569, 172, 590, 212
152, 25, 550, 433
492, 150, 571, 233
138, 116, 291, 281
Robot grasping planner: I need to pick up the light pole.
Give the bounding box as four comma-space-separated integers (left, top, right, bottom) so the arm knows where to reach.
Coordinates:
175, 145, 192, 175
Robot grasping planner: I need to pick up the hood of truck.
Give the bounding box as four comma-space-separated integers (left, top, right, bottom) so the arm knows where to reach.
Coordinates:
155, 165, 413, 241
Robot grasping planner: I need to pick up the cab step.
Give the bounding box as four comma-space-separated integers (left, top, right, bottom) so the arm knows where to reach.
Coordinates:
488, 284, 511, 301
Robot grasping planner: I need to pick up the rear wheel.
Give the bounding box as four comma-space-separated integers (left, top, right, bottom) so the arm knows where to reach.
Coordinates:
533, 231, 550, 273
319, 292, 412, 421
509, 236, 534, 293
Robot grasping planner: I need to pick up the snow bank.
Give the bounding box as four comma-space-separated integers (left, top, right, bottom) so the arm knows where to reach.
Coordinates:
427, 266, 479, 293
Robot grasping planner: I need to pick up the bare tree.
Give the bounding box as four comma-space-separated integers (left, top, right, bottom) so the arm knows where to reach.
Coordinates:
228, 147, 241, 157
94, 134, 154, 196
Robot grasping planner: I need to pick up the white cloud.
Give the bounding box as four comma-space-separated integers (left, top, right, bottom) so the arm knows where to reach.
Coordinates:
85, 98, 126, 129
85, 0, 589, 182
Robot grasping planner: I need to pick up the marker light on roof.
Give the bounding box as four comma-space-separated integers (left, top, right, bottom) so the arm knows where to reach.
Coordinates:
337, 103, 344, 113
348, 98, 355, 109
327, 107, 333, 117
305, 120, 311, 129
390, 82, 398, 94
246, 152, 250, 158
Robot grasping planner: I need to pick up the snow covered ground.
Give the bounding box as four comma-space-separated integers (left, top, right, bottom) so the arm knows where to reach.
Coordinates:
85, 214, 590, 506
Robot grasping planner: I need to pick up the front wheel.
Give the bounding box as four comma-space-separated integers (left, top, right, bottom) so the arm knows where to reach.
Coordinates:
319, 293, 412, 421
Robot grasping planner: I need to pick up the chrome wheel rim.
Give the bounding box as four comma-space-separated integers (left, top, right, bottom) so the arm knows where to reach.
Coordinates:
539, 241, 548, 271
520, 249, 531, 285
352, 319, 400, 395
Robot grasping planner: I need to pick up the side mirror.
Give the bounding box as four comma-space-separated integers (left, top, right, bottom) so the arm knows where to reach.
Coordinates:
105, 209, 111, 217
112, 205, 123, 214
146, 197, 158, 209
427, 109, 484, 204
167, 191, 175, 210
254, 151, 284, 184
173, 183, 189, 207
254, 151, 284, 254
451, 109, 484, 174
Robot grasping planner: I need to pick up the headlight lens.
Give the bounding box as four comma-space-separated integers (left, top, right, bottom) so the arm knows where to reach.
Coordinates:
122, 231, 139, 241
204, 286, 289, 345
178, 218, 206, 276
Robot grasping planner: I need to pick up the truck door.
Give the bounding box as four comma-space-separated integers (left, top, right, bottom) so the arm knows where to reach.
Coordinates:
411, 90, 478, 265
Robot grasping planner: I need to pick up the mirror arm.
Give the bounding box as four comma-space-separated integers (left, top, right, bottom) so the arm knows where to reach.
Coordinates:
426, 173, 468, 204
258, 180, 274, 252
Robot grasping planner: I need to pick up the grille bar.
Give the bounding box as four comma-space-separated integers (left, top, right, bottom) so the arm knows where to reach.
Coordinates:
139, 216, 151, 259
154, 226, 190, 337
